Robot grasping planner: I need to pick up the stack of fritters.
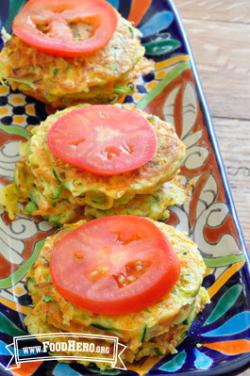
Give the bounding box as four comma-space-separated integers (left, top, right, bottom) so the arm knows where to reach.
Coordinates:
1, 104, 187, 225
0, 15, 153, 108
25, 221, 209, 369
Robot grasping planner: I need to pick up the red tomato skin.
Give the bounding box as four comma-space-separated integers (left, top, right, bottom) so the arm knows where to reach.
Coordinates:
50, 216, 181, 316
13, 0, 118, 57
47, 105, 157, 176
51, 258, 180, 315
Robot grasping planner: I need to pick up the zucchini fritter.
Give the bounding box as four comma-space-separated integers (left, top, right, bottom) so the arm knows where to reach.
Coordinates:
0, 104, 186, 225
25, 220, 209, 369
0, 16, 153, 107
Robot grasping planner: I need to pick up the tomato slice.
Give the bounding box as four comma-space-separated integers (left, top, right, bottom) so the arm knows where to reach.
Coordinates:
50, 216, 180, 315
47, 105, 157, 176
13, 0, 118, 57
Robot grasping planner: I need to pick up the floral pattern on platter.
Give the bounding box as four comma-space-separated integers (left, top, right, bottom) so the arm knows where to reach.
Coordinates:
0, 0, 249, 376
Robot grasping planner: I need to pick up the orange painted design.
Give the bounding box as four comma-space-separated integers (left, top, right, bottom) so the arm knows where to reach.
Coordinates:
128, 0, 152, 25
174, 83, 184, 138
204, 215, 240, 246
189, 173, 209, 228
128, 356, 161, 376
155, 55, 190, 71
12, 361, 43, 376
155, 70, 167, 80
13, 285, 26, 297
9, 94, 25, 106
0, 85, 9, 95
205, 268, 212, 277
0, 130, 24, 147
0, 254, 16, 280
0, 296, 31, 315
208, 262, 245, 298
13, 115, 25, 124
145, 69, 190, 120
0, 106, 11, 116
165, 211, 179, 227
145, 81, 157, 92
25, 104, 36, 116
203, 340, 250, 355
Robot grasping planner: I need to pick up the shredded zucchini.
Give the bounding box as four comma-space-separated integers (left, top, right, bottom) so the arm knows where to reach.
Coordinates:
24, 201, 38, 214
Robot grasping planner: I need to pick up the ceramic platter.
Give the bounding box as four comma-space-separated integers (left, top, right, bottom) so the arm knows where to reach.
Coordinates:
0, 0, 249, 375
